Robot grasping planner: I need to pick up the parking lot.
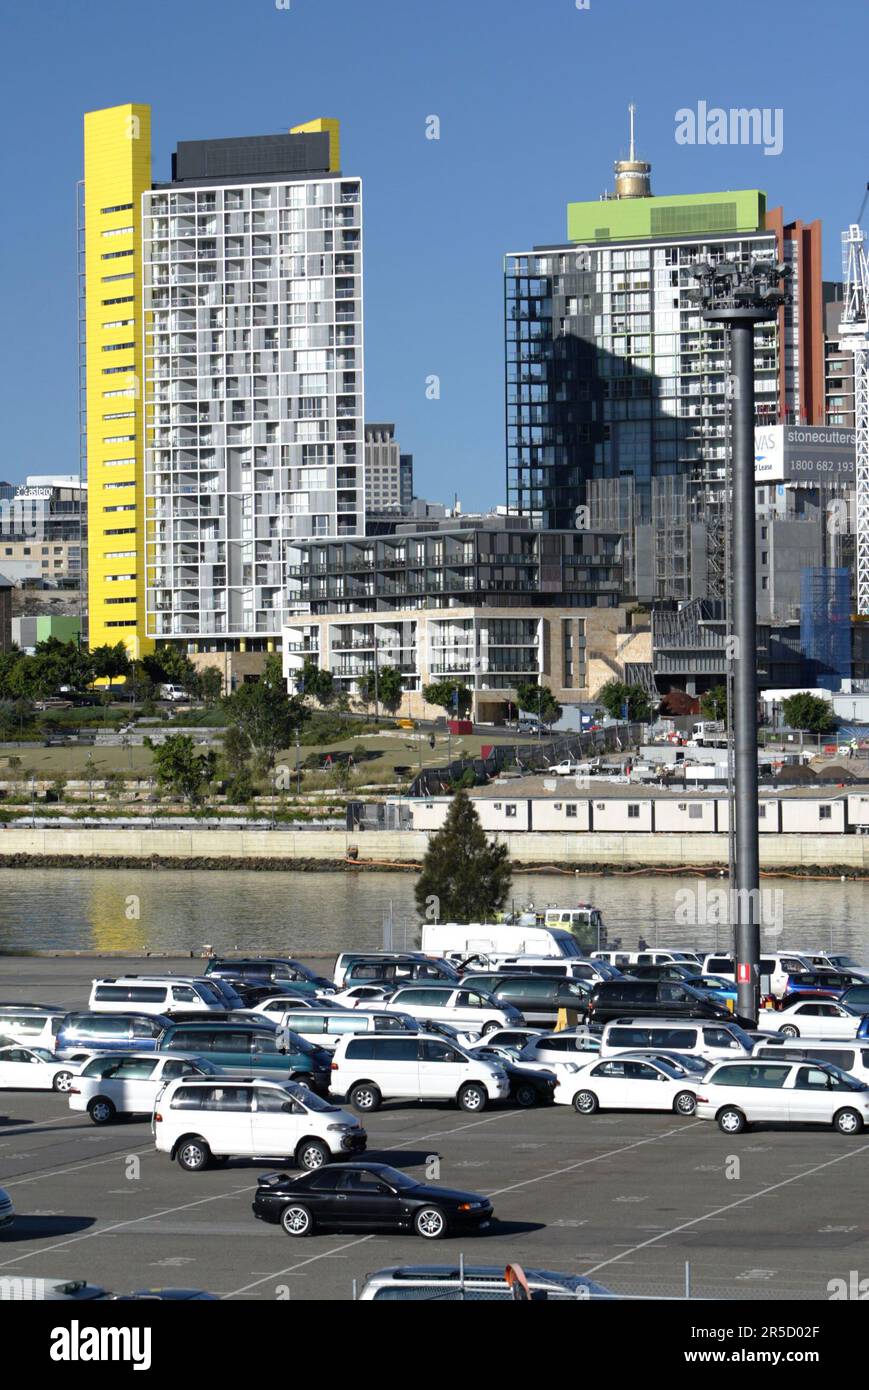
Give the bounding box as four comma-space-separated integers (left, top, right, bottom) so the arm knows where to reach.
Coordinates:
1, 957, 868, 1301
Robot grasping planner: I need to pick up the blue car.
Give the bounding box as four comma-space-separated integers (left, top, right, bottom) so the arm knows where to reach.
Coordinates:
688, 974, 739, 1009
56, 1012, 173, 1059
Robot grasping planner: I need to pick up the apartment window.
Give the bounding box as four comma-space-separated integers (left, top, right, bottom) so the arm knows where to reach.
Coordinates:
101, 273, 134, 284
103, 457, 135, 466
106, 621, 137, 629
101, 226, 134, 237
101, 203, 133, 214
102, 320, 134, 330
101, 249, 134, 260
103, 412, 135, 421
565, 804, 578, 818
505, 805, 518, 818
103, 435, 136, 444
105, 597, 137, 605
106, 573, 136, 582
103, 505, 136, 513
102, 296, 134, 306
104, 528, 137, 536
103, 389, 136, 398
105, 550, 136, 559
688, 804, 703, 819
102, 342, 136, 352
819, 806, 832, 820
627, 804, 640, 818
102, 365, 134, 375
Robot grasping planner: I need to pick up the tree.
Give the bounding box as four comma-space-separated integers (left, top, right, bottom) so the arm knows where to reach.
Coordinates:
415, 789, 511, 924
299, 658, 336, 707
781, 691, 835, 735
598, 679, 653, 723
515, 679, 562, 728
90, 642, 131, 683
140, 645, 198, 690
358, 664, 404, 714
422, 679, 473, 718
223, 653, 307, 770
146, 733, 216, 810
700, 685, 728, 722
197, 666, 224, 706
221, 722, 252, 775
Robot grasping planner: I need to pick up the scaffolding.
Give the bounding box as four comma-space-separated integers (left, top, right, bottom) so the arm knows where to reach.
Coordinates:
800, 567, 852, 689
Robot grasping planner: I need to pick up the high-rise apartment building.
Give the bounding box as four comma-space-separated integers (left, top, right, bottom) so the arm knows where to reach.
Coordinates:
364, 423, 413, 515
505, 124, 825, 604
823, 282, 856, 427
82, 106, 363, 660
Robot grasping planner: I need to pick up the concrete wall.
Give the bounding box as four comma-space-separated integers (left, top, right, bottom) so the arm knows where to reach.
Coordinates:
0, 827, 864, 869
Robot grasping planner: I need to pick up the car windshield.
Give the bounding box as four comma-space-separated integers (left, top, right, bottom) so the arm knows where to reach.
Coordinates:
29, 1048, 55, 1062
285, 1085, 341, 1113
822, 1065, 867, 1091
371, 1167, 418, 1191
283, 1030, 320, 1056
698, 976, 731, 989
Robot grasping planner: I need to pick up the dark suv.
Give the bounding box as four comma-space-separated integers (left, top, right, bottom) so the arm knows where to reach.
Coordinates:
587, 979, 744, 1026
462, 974, 589, 1026
204, 958, 333, 994
343, 958, 460, 987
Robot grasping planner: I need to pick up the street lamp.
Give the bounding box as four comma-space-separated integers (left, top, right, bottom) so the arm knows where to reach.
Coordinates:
686, 256, 790, 1023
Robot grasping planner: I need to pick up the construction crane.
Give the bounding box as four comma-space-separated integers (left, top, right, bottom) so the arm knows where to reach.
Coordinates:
839, 183, 869, 615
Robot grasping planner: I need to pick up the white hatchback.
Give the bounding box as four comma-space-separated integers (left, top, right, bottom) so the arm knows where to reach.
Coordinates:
555, 1056, 698, 1116
330, 1032, 510, 1113
68, 1052, 221, 1125
758, 1000, 864, 1040
695, 1059, 869, 1134
153, 1076, 366, 1171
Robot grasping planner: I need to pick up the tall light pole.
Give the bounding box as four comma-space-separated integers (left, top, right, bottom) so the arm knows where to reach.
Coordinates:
688, 257, 789, 1023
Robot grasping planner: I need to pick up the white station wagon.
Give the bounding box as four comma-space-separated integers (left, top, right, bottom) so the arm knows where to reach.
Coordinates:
382, 985, 521, 1034
0, 1043, 82, 1093
68, 1052, 221, 1125
695, 1059, 869, 1134
758, 1000, 865, 1040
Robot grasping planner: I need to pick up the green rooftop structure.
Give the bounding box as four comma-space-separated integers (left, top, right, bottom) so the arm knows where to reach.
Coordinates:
567, 189, 767, 244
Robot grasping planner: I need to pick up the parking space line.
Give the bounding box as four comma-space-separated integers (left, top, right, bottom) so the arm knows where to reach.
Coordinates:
222, 1235, 376, 1299
0, 1181, 256, 1269
1, 1144, 156, 1188
486, 1121, 703, 1197
579, 1140, 869, 1278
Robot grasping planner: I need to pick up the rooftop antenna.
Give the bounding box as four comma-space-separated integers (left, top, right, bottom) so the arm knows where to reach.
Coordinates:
614, 104, 652, 200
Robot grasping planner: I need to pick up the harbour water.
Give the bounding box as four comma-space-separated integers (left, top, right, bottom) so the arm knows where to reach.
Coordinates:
0, 867, 865, 957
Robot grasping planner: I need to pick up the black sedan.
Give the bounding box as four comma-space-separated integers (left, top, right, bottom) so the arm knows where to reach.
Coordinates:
252, 1162, 494, 1240
471, 1045, 556, 1107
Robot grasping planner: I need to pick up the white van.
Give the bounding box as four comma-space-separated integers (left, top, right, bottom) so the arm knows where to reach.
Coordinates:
701, 952, 813, 999
694, 1059, 869, 1134
87, 977, 226, 1016
0, 1007, 65, 1050
599, 1019, 754, 1062
159, 683, 191, 702
591, 950, 701, 968
330, 1032, 510, 1113
153, 1076, 366, 1171
382, 984, 521, 1034
69, 1052, 220, 1125
421, 922, 583, 964
751, 1037, 869, 1085
276, 1008, 419, 1050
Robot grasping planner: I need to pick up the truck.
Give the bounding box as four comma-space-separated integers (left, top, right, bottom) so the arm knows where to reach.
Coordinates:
159, 683, 192, 703
690, 720, 729, 748
420, 922, 585, 965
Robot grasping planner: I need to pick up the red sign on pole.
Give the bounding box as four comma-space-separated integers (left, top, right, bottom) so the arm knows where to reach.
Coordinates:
480, 745, 493, 759
737, 962, 751, 983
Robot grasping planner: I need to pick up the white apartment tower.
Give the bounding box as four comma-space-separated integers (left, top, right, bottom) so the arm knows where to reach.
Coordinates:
142, 121, 364, 646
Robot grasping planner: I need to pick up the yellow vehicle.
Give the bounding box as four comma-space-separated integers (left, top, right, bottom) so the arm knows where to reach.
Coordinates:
395, 719, 416, 730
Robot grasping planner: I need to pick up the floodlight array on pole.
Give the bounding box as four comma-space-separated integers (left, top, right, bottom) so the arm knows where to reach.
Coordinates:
685, 257, 790, 1024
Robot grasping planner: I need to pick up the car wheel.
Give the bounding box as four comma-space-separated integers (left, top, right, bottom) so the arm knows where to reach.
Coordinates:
52, 1071, 74, 1093
514, 1082, 538, 1108
834, 1107, 863, 1136
482, 1021, 500, 1036
296, 1139, 330, 1171
674, 1090, 696, 1116
349, 1083, 381, 1113
573, 1089, 598, 1115
717, 1107, 746, 1135
177, 1138, 211, 1171
281, 1204, 313, 1237
779, 1024, 800, 1038
414, 1205, 447, 1239
289, 1075, 311, 1091
457, 1083, 487, 1113
87, 1097, 116, 1126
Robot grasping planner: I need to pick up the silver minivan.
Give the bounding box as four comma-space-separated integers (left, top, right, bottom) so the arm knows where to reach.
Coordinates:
0, 1007, 65, 1050
277, 1009, 419, 1050
87, 978, 225, 1016
752, 1037, 869, 1085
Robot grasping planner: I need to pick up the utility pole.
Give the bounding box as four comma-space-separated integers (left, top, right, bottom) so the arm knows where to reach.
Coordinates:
689, 257, 790, 1024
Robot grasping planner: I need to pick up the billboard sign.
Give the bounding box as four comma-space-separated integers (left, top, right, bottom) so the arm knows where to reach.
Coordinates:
754, 426, 855, 485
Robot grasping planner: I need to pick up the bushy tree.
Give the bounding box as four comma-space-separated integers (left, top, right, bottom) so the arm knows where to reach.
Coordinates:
781, 691, 835, 735
598, 679, 653, 722
358, 664, 403, 714
197, 666, 224, 706
423, 679, 473, 718
300, 658, 336, 707
515, 679, 562, 727
223, 653, 306, 770
140, 645, 198, 690
414, 789, 512, 925
221, 722, 252, 775
90, 642, 132, 683
700, 685, 728, 721
146, 733, 216, 809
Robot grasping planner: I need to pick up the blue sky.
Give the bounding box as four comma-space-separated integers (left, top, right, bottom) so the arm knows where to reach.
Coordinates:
0, 0, 865, 508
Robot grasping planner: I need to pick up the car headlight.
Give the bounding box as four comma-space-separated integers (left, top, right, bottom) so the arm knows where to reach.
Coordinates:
327, 1123, 354, 1132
